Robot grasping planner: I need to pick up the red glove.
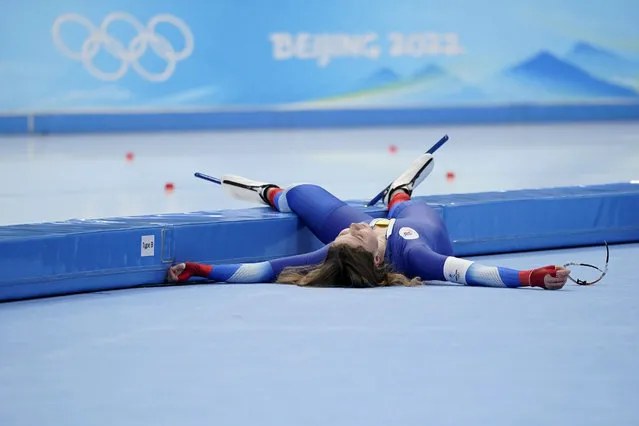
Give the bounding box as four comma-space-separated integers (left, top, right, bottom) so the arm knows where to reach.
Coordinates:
519, 265, 570, 290
167, 262, 213, 283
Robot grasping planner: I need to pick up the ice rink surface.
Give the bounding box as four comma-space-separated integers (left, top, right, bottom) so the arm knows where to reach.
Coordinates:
1, 122, 638, 426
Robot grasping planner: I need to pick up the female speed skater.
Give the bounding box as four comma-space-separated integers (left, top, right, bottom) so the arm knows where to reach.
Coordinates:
166, 148, 572, 290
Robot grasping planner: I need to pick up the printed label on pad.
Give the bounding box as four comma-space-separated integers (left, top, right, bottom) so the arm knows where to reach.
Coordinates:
141, 235, 155, 257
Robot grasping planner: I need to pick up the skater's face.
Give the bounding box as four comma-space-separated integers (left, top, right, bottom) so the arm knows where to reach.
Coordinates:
333, 222, 379, 255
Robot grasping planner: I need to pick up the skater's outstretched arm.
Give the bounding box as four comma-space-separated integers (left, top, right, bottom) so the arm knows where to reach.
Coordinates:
405, 245, 570, 290
167, 245, 330, 284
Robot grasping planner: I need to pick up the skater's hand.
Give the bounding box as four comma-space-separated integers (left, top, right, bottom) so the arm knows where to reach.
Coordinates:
528, 265, 571, 290
166, 262, 214, 283
167, 263, 187, 283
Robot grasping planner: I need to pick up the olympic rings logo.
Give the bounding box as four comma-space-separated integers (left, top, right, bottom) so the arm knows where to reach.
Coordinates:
52, 12, 194, 82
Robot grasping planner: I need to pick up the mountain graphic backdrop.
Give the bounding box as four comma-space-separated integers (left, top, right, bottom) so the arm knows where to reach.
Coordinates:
301, 42, 639, 107
564, 42, 639, 90
489, 51, 638, 102
301, 64, 487, 108
353, 68, 401, 91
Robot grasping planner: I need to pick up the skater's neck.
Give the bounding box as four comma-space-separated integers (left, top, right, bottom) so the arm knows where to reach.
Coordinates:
372, 226, 388, 262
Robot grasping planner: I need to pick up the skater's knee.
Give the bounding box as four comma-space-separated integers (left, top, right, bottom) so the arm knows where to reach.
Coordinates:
285, 184, 343, 207
286, 183, 329, 195
271, 183, 344, 219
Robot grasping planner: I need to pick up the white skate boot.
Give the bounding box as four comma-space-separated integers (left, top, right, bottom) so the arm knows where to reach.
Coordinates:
381, 153, 435, 204
221, 174, 280, 206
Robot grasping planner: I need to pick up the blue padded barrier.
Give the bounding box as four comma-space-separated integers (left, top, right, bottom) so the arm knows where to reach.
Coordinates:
1, 183, 638, 301
0, 115, 29, 134
1, 105, 638, 135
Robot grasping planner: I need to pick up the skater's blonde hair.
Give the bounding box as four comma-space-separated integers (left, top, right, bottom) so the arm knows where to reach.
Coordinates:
276, 245, 421, 288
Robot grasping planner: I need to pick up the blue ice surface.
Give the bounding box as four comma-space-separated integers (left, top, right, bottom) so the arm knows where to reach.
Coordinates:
0, 122, 637, 425
0, 121, 638, 226
0, 243, 637, 426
